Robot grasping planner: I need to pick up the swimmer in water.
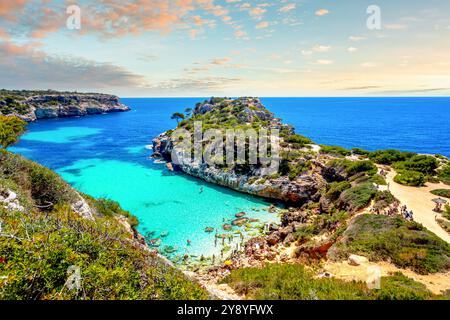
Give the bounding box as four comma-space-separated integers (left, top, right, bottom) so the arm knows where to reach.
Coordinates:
199, 187, 204, 194
187, 239, 192, 246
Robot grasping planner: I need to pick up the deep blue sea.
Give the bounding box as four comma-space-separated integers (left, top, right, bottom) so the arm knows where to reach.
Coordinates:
10, 97, 450, 260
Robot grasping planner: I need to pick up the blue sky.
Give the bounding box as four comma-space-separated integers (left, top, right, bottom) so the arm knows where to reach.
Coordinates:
0, 0, 449, 96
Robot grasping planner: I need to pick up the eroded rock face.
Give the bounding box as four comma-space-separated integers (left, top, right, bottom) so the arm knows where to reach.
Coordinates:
5, 93, 130, 122
151, 98, 329, 206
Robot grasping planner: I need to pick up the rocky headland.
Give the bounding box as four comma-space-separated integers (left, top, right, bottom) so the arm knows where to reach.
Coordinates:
0, 89, 130, 121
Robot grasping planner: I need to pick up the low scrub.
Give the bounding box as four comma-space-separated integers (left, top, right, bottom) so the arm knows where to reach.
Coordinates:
320, 145, 351, 157
222, 264, 434, 300
328, 214, 450, 274
430, 189, 450, 199
394, 170, 425, 186
339, 183, 377, 212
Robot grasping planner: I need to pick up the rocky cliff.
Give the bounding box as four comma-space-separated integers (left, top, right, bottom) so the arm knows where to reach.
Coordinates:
152, 97, 328, 206
0, 90, 130, 121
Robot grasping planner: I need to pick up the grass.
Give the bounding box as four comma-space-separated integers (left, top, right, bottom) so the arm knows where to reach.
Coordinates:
328, 214, 450, 275
222, 264, 435, 300
338, 183, 377, 212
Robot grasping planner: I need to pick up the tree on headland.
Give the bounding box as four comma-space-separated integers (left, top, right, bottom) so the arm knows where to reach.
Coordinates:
171, 112, 185, 124
184, 108, 192, 117
0, 115, 27, 150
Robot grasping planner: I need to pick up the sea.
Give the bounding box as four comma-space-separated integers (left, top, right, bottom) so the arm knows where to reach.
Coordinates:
10, 97, 450, 260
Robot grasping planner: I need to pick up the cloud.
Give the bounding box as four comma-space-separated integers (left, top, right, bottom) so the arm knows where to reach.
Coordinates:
256, 21, 269, 29
151, 76, 242, 92
361, 62, 377, 68
315, 9, 330, 16
313, 45, 331, 52
279, 4, 296, 13
0, 40, 146, 91
347, 47, 358, 52
384, 23, 407, 30
234, 29, 248, 39
315, 60, 334, 65
349, 36, 366, 42
249, 7, 266, 19
210, 57, 231, 65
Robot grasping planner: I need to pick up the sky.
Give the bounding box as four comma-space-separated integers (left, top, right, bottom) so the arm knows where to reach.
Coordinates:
0, 0, 449, 97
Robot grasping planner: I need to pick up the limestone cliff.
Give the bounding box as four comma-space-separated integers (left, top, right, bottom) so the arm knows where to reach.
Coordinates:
0, 90, 130, 121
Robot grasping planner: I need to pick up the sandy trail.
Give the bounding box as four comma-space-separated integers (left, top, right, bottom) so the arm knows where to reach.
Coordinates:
383, 170, 450, 243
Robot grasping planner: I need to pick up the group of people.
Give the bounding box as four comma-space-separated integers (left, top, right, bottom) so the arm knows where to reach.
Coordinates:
433, 202, 445, 213
372, 203, 414, 221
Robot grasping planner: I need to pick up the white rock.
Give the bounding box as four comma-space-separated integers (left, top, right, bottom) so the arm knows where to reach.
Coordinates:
7, 201, 25, 212
348, 254, 368, 266
71, 197, 94, 220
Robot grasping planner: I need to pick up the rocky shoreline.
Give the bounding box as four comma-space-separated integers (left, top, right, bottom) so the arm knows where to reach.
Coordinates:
0, 90, 130, 121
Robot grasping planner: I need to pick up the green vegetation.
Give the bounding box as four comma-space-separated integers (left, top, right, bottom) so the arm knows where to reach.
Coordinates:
0, 116, 27, 149
171, 112, 185, 124
339, 183, 377, 212
430, 189, 450, 199
92, 197, 139, 228
438, 164, 450, 185
444, 205, 450, 220
285, 134, 314, 148
436, 219, 450, 234
320, 145, 351, 157
373, 190, 396, 210
222, 264, 434, 300
0, 151, 208, 300
394, 170, 425, 186
329, 214, 450, 274
393, 155, 438, 175
351, 147, 371, 156
369, 149, 415, 165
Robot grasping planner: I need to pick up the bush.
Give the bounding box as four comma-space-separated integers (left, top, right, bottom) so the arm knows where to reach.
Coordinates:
94, 198, 139, 228
394, 171, 425, 186
29, 163, 74, 209
345, 160, 377, 176
393, 155, 438, 175
439, 164, 450, 185
430, 189, 450, 199
320, 145, 351, 157
329, 214, 450, 274
369, 149, 415, 165
339, 183, 377, 211
325, 181, 351, 201
370, 174, 387, 185
222, 264, 434, 300
285, 134, 313, 147
351, 148, 371, 156
0, 115, 27, 149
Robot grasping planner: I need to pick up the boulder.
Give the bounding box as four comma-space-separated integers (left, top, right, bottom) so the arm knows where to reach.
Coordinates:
348, 254, 368, 266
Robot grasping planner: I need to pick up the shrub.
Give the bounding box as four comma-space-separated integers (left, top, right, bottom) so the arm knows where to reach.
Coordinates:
393, 155, 438, 175
345, 160, 377, 176
288, 161, 311, 180
29, 163, 74, 209
352, 148, 371, 156
285, 134, 313, 147
373, 190, 396, 210
370, 174, 387, 185
394, 171, 425, 186
0, 115, 27, 149
328, 214, 450, 274
430, 189, 450, 199
222, 264, 434, 300
320, 145, 351, 157
439, 164, 450, 185
369, 149, 415, 165
325, 181, 351, 201
444, 205, 450, 220
94, 198, 139, 228
339, 183, 377, 211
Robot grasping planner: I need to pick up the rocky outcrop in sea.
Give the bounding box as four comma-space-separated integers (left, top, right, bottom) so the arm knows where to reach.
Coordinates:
152, 97, 328, 206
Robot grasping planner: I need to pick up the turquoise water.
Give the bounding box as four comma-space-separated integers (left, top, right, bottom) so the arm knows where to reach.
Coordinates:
10, 101, 280, 260
10, 97, 450, 260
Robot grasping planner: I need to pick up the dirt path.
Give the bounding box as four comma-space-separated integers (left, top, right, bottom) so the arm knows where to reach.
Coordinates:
382, 170, 450, 243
